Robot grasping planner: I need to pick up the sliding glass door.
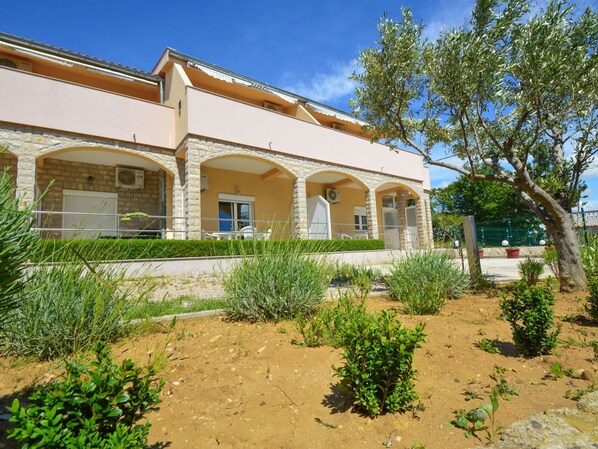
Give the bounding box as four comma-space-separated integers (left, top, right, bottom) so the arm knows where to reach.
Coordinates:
218, 200, 253, 231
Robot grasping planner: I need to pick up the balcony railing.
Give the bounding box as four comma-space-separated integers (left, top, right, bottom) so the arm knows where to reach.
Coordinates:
33, 210, 185, 239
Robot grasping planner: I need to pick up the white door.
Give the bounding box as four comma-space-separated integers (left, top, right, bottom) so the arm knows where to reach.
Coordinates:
383, 207, 400, 249
381, 194, 400, 249
405, 206, 419, 249
306, 195, 331, 239
62, 190, 118, 239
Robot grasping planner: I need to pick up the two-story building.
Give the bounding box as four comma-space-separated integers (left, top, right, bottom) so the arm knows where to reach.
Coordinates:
0, 31, 433, 249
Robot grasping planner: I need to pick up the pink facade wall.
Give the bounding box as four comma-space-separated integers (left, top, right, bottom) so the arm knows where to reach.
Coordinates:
187, 87, 429, 188
0, 67, 174, 149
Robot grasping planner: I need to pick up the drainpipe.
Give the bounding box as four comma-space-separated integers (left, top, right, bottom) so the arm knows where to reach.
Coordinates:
159, 79, 164, 104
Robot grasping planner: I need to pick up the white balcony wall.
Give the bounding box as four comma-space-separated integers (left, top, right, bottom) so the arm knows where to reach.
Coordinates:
0, 67, 174, 148
187, 87, 429, 188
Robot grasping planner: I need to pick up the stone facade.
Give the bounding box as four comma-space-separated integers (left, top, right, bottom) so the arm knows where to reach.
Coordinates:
36, 158, 163, 238
1, 123, 434, 247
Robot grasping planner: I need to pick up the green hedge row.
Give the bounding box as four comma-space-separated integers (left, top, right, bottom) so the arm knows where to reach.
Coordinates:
34, 238, 385, 262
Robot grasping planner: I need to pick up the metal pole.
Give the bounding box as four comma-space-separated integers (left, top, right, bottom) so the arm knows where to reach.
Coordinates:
463, 215, 482, 284
582, 207, 589, 245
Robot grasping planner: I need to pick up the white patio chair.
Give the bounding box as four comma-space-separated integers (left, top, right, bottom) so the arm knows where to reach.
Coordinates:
239, 225, 257, 240
261, 228, 272, 241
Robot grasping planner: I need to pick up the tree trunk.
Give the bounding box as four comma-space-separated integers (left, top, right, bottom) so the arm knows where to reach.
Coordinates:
547, 212, 587, 292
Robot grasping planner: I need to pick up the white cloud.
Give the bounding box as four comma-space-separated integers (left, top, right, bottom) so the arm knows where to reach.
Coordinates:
581, 165, 598, 179
281, 61, 358, 104
422, 0, 474, 41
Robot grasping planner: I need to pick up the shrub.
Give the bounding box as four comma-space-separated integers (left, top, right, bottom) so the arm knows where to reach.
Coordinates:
385, 252, 469, 315
223, 241, 330, 321
517, 258, 544, 286
586, 276, 598, 321
542, 248, 560, 278
8, 342, 163, 449
499, 281, 560, 357
582, 236, 598, 277
330, 263, 380, 299
335, 310, 425, 416
0, 259, 141, 360
295, 291, 367, 348
36, 238, 386, 262
0, 163, 40, 327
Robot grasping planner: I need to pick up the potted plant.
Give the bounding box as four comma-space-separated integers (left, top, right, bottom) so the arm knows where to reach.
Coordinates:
477, 244, 484, 259
502, 240, 520, 258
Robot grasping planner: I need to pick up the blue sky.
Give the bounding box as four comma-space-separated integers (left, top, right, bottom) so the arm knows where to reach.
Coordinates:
3, 0, 597, 206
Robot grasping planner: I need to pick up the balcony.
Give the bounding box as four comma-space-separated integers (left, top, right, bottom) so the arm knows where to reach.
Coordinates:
0, 67, 174, 149
186, 87, 429, 187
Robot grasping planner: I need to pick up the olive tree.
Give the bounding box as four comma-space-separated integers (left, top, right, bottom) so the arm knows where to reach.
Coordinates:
352, 0, 597, 291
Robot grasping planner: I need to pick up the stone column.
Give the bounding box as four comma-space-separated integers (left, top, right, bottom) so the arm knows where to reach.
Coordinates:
16, 153, 36, 209
415, 196, 428, 249
184, 146, 202, 240
397, 190, 409, 250
170, 165, 186, 240
423, 193, 434, 249
292, 177, 308, 239
365, 189, 379, 240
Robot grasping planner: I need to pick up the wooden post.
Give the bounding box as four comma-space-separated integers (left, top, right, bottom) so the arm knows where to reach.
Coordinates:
463, 215, 482, 283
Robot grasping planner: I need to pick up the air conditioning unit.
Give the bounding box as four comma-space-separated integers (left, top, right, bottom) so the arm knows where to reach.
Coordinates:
263, 101, 283, 112
201, 173, 209, 191
331, 122, 345, 131
0, 56, 33, 72
325, 189, 341, 203
116, 168, 144, 189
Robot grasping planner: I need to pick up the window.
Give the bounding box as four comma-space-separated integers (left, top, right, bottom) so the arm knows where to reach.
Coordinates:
218, 194, 255, 231
354, 206, 368, 231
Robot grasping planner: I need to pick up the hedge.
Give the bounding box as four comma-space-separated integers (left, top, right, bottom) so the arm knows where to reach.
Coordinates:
34, 238, 386, 262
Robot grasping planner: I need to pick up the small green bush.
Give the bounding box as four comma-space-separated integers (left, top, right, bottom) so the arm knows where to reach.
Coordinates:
517, 258, 544, 286
586, 276, 598, 321
500, 281, 560, 357
223, 241, 330, 321
36, 238, 385, 262
385, 252, 469, 315
582, 236, 598, 278
330, 263, 380, 299
295, 291, 367, 348
8, 342, 163, 449
0, 260, 141, 360
335, 310, 425, 416
542, 248, 560, 278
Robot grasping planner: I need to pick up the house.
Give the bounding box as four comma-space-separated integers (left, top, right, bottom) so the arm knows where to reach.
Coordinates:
0, 31, 433, 249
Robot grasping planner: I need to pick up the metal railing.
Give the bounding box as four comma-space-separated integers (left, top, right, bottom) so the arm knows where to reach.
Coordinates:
33, 210, 186, 239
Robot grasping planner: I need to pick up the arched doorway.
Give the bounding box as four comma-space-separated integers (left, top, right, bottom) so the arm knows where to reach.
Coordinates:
375, 182, 421, 249
305, 170, 368, 240
200, 155, 296, 239
35, 147, 177, 239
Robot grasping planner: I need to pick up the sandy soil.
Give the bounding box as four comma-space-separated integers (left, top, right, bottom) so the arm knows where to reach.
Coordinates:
1, 290, 596, 449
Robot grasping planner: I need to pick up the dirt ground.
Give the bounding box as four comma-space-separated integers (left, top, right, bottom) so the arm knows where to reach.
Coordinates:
1, 290, 597, 449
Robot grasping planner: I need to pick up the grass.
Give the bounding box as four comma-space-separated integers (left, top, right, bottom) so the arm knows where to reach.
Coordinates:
127, 295, 225, 320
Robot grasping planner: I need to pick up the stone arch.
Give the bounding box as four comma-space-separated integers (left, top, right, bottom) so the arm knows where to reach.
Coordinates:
36, 144, 177, 176
200, 153, 298, 180
373, 180, 421, 199
304, 168, 369, 191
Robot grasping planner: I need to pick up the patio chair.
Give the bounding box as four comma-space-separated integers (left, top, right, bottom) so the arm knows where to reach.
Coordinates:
239, 225, 257, 240
338, 232, 353, 240
203, 229, 217, 240
260, 228, 272, 241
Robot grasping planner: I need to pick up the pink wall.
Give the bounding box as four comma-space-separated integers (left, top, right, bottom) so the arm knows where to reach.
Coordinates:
0, 68, 174, 149
187, 87, 429, 188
